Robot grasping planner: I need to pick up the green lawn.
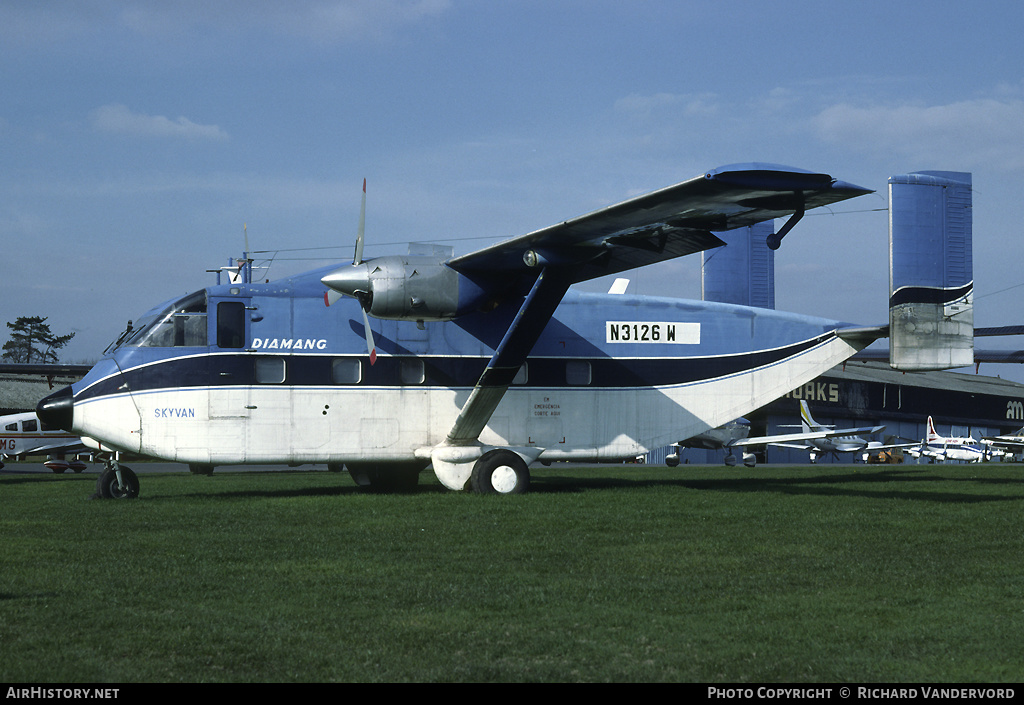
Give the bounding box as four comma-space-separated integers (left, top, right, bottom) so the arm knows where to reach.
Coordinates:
2, 463, 1023, 682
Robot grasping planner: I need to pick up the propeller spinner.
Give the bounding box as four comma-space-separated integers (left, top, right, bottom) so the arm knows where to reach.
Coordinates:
323, 179, 376, 365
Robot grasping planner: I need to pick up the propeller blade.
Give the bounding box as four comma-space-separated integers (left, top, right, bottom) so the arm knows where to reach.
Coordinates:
353, 178, 366, 265
323, 289, 344, 307
360, 304, 377, 365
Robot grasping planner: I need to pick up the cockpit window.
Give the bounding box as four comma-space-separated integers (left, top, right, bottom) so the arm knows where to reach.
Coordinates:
125, 291, 208, 348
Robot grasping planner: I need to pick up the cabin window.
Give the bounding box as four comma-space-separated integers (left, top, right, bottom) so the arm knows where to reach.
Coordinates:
332, 358, 362, 384
566, 360, 591, 386
128, 290, 208, 348
255, 357, 286, 384
22, 419, 37, 432
217, 302, 246, 349
5, 422, 17, 431
513, 363, 528, 385
400, 359, 425, 385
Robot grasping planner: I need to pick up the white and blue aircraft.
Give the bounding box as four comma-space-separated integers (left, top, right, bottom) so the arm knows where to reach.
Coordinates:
36, 164, 965, 498
913, 416, 990, 463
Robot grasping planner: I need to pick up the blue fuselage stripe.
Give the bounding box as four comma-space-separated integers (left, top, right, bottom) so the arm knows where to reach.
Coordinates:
73, 334, 829, 402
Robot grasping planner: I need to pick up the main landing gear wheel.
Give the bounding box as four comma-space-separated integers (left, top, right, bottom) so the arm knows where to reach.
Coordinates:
94, 466, 140, 499
470, 450, 530, 495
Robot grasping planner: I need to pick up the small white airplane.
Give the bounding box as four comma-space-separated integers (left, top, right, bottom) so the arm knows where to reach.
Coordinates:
768, 400, 886, 463
0, 411, 90, 472
981, 427, 1024, 460
668, 400, 885, 466
669, 418, 759, 466
910, 416, 990, 463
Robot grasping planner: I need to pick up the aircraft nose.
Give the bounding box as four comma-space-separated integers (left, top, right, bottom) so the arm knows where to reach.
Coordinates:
37, 385, 74, 432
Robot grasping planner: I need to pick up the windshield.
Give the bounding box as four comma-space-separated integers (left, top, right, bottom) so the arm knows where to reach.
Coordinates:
120, 290, 208, 349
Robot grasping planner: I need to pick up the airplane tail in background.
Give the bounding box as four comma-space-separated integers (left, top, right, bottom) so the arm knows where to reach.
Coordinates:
926, 416, 942, 444
799, 400, 822, 434
889, 171, 973, 371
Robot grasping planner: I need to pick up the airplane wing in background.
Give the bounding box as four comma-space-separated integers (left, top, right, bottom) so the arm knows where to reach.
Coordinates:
727, 425, 886, 449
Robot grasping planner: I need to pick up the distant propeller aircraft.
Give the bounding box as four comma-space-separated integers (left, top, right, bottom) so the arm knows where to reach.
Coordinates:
668, 400, 886, 467
36, 163, 970, 498
0, 410, 90, 472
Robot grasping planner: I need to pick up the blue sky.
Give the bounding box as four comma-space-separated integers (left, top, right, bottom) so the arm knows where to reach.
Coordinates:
3, 1, 1024, 380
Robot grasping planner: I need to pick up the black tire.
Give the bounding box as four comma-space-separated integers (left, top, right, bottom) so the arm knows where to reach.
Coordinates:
95, 466, 140, 499
188, 464, 215, 475
470, 450, 530, 495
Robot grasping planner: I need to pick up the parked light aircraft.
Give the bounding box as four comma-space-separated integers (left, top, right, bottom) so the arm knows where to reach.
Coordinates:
37, 163, 964, 498
668, 400, 885, 466
909, 417, 990, 463
669, 418, 759, 466
0, 411, 90, 472
768, 400, 885, 463
981, 427, 1024, 459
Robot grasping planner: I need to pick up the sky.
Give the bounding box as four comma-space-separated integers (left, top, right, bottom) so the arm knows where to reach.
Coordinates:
3, 1, 1024, 381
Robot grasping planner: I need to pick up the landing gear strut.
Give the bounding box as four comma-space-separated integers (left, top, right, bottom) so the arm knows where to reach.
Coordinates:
93, 459, 140, 499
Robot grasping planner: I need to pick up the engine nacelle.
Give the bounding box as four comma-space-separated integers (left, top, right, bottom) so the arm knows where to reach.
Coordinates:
322, 255, 494, 321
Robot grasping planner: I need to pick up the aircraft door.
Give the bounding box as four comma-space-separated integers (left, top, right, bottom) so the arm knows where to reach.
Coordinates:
206, 299, 253, 458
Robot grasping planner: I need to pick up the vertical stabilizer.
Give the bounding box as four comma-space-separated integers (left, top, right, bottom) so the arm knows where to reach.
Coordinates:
702, 221, 775, 308
889, 171, 973, 370
799, 400, 819, 433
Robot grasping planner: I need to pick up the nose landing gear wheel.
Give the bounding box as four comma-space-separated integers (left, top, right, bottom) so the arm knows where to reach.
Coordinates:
94, 466, 140, 499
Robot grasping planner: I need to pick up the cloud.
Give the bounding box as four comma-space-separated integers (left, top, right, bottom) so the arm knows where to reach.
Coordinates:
614, 92, 720, 120
812, 97, 1024, 172
90, 104, 228, 141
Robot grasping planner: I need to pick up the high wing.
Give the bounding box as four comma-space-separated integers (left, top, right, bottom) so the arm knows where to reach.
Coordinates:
447, 164, 872, 287
727, 425, 886, 449
981, 428, 1024, 450
430, 165, 873, 483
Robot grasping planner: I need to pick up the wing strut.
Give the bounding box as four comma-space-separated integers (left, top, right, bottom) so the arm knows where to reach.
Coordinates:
445, 268, 571, 446
766, 202, 804, 250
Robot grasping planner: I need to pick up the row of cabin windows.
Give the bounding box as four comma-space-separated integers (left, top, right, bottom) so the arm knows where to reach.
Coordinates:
5, 418, 60, 432
251, 358, 593, 386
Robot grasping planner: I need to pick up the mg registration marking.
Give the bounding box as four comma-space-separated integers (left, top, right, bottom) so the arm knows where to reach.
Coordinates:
605, 321, 699, 344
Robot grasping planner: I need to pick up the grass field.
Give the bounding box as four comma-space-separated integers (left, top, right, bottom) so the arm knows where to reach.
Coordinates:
2, 462, 1023, 683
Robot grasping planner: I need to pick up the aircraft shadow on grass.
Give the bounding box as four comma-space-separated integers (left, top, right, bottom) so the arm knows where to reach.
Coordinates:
528, 468, 1024, 504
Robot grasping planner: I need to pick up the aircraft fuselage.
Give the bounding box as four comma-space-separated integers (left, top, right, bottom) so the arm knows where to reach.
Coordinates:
47, 267, 860, 472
